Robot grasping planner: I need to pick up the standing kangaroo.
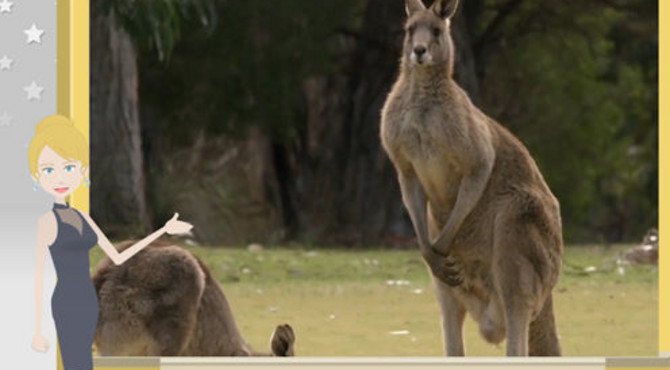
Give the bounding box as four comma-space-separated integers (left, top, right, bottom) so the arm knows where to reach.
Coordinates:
380, 0, 563, 356
92, 240, 295, 357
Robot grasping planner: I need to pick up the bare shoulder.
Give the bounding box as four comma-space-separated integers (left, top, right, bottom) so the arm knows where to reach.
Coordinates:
37, 212, 57, 246
37, 211, 56, 228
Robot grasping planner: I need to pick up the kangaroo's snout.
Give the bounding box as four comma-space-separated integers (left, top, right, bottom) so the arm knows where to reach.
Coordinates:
411, 42, 431, 65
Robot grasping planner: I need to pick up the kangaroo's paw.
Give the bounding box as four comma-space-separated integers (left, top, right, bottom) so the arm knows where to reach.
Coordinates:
270, 324, 295, 357
427, 254, 463, 287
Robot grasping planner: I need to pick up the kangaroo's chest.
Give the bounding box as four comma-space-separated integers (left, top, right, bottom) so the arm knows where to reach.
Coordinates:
391, 108, 463, 209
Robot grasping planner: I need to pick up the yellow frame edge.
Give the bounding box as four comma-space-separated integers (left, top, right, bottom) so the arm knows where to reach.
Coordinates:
57, 0, 95, 369
57, 0, 89, 214
659, 0, 669, 357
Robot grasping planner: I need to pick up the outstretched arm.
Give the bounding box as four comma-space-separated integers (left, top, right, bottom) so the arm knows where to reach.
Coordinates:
32, 214, 56, 353
80, 212, 192, 265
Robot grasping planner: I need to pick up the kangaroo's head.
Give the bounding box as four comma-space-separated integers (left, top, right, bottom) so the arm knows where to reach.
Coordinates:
403, 0, 458, 69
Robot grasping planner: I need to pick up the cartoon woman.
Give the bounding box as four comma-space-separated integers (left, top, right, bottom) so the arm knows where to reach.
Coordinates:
29, 115, 192, 369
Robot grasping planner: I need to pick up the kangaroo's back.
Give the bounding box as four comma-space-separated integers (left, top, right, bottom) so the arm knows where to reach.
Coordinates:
92, 241, 296, 356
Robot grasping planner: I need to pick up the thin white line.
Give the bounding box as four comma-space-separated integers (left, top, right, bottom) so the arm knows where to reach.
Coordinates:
69, 0, 74, 118
159, 357, 606, 365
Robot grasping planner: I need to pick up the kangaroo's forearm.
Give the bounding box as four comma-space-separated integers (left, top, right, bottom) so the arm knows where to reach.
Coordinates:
399, 173, 430, 250
433, 164, 492, 254
116, 226, 166, 264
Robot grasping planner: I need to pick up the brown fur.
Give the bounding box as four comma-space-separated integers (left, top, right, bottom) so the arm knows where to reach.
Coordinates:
380, 0, 563, 356
92, 240, 295, 356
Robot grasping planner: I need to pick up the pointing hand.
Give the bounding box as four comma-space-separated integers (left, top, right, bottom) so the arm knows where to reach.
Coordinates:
163, 213, 193, 235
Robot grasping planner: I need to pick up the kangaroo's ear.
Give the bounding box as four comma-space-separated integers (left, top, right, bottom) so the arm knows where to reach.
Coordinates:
430, 0, 459, 19
405, 0, 426, 17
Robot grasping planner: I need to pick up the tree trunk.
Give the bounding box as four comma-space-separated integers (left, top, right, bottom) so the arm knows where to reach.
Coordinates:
90, 9, 149, 236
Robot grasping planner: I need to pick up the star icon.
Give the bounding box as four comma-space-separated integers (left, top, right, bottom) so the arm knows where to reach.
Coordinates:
25, 23, 45, 44
0, 112, 12, 127
0, 55, 12, 71
24, 81, 44, 101
0, 0, 13, 13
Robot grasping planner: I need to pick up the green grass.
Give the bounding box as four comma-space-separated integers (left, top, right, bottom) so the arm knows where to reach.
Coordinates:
90, 244, 658, 357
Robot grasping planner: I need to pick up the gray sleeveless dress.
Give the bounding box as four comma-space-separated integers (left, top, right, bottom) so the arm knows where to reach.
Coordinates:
49, 203, 99, 370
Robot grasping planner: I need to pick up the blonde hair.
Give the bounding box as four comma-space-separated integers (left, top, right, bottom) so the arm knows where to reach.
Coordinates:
28, 115, 89, 177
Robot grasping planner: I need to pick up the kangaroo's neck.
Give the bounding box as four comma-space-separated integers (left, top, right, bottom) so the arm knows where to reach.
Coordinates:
401, 61, 455, 97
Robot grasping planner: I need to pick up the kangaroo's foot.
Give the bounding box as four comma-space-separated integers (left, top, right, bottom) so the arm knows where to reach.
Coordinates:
270, 324, 295, 356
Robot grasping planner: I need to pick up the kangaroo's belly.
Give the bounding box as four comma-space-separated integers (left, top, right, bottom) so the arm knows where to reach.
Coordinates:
400, 135, 462, 215
417, 164, 459, 215
456, 281, 506, 344
441, 258, 506, 345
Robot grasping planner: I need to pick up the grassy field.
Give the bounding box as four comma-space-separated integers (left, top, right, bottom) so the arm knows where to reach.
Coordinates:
90, 244, 658, 357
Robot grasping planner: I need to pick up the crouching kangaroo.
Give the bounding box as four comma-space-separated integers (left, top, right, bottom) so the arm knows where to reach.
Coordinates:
380, 0, 563, 356
92, 240, 295, 356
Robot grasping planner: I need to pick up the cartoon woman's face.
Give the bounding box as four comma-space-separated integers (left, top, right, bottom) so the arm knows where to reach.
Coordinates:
33, 146, 86, 199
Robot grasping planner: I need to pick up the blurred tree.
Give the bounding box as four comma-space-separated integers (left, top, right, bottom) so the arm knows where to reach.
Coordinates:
93, 0, 657, 245
137, 0, 365, 241
469, 0, 657, 242
90, 0, 216, 236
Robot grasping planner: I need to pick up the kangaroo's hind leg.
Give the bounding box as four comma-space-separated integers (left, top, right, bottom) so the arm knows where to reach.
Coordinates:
494, 255, 534, 356
427, 208, 467, 356
433, 277, 467, 356
493, 207, 557, 356
130, 247, 207, 355
529, 293, 561, 356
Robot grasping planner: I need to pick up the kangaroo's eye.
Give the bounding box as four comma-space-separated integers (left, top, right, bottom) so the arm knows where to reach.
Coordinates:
433, 28, 442, 37
407, 25, 416, 35
65, 165, 76, 173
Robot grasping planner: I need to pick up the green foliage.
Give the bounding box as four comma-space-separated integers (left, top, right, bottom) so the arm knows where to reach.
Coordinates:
94, 0, 217, 61
139, 0, 362, 145
476, 0, 657, 242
